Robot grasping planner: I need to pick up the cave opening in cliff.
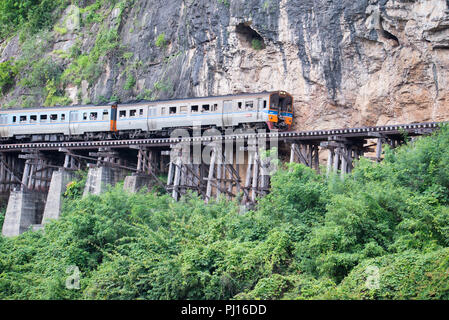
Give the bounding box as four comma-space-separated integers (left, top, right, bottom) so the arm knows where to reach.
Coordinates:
382, 28, 399, 44
235, 23, 266, 50
379, 17, 400, 46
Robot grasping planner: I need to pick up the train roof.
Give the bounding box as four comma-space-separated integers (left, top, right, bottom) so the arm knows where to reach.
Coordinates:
0, 91, 288, 113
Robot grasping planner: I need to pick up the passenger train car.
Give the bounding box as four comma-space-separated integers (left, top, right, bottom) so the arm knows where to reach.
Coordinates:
0, 91, 293, 142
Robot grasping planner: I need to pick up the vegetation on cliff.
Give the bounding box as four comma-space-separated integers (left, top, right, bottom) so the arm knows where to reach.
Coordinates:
0, 0, 138, 107
1, 126, 449, 300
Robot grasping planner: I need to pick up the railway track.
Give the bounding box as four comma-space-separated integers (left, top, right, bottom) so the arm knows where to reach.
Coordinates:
0, 121, 444, 152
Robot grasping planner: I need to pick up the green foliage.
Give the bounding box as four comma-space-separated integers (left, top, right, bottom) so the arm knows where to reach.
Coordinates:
251, 39, 263, 50
136, 89, 153, 100
137, 78, 173, 100
0, 60, 18, 96
15, 53, 69, 107
43, 79, 72, 106
124, 74, 136, 90
332, 248, 449, 299
218, 0, 230, 7
62, 54, 101, 86
0, 207, 5, 229
155, 33, 166, 48
20, 57, 63, 89
1, 126, 449, 299
0, 0, 68, 39
64, 171, 87, 200
54, 25, 67, 35
122, 52, 134, 60
153, 79, 173, 94
62, 27, 121, 87
263, 0, 271, 11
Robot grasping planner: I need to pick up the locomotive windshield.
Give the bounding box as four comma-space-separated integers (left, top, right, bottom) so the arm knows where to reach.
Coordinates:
270, 91, 293, 113
280, 94, 293, 113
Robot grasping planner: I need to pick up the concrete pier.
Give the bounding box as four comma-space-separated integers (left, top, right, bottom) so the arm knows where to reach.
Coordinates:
83, 166, 127, 197
42, 169, 74, 225
123, 174, 153, 193
1, 189, 47, 237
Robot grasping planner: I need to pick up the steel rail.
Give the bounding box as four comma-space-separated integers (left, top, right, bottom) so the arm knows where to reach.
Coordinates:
0, 121, 445, 152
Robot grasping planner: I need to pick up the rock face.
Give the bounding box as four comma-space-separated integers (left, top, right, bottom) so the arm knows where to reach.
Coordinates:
0, 0, 448, 130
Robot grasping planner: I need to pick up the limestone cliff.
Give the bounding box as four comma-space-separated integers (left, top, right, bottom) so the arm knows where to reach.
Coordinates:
0, 0, 448, 130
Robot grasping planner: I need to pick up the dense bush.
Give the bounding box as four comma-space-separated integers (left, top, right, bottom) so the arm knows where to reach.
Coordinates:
0, 0, 68, 39
332, 248, 449, 299
0, 126, 449, 299
0, 60, 17, 96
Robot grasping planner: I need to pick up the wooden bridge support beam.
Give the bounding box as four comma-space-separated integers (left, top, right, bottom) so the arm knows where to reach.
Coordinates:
368, 133, 404, 162
290, 142, 320, 172
205, 143, 218, 203
321, 140, 365, 178
124, 147, 165, 193
18, 150, 55, 192
166, 143, 203, 201
166, 141, 243, 204
0, 153, 23, 194
136, 147, 160, 176
241, 141, 274, 206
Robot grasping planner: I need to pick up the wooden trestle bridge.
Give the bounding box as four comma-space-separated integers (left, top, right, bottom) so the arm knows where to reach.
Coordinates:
0, 121, 444, 236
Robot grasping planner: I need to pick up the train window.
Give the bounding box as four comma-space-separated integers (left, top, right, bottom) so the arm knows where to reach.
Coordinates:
61, 114, 66, 121
191, 105, 199, 113
202, 104, 210, 112
238, 102, 243, 109
130, 110, 137, 117
90, 112, 98, 120
50, 114, 58, 121
139, 109, 144, 116
245, 101, 254, 109
103, 110, 109, 117
83, 113, 88, 120
20, 116, 27, 123
211, 104, 218, 111
179, 106, 187, 114
161, 107, 166, 115
30, 115, 37, 122
264, 100, 267, 108
12, 116, 16, 123
169, 107, 177, 115
119, 110, 126, 118
40, 115, 47, 122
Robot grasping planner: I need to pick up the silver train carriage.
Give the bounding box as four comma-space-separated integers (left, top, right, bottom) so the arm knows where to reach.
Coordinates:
0, 91, 293, 142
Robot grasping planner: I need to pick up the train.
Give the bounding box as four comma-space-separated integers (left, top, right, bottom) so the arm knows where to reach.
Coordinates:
0, 91, 293, 142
